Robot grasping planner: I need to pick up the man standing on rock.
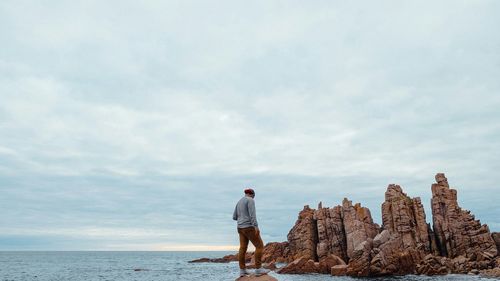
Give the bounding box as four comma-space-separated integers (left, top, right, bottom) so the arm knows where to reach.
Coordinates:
233, 188, 269, 277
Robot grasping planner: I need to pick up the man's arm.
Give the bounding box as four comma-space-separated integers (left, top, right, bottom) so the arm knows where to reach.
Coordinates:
233, 204, 238, 221
247, 198, 258, 227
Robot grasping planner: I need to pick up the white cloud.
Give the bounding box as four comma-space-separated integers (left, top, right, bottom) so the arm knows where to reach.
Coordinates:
1, 0, 500, 250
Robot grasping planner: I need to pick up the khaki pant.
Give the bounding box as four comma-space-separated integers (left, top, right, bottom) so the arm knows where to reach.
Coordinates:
237, 226, 264, 269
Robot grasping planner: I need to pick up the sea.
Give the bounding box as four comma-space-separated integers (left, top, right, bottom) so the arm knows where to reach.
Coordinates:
0, 251, 496, 281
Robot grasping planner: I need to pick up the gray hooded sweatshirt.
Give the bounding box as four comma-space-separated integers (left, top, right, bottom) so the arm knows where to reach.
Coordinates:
233, 196, 258, 228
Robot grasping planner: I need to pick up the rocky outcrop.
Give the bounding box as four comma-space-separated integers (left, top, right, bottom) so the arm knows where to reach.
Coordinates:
323, 173, 497, 276
331, 264, 348, 276
480, 267, 500, 278
344, 176, 499, 277
311, 199, 379, 265
492, 232, 500, 253
481, 257, 500, 277
345, 239, 373, 276
349, 184, 436, 276
245, 262, 277, 271
276, 257, 318, 274
415, 254, 449, 275
286, 205, 317, 261
342, 198, 380, 260
189, 253, 251, 263
318, 254, 346, 273
277, 199, 379, 275
201, 173, 499, 277
314, 204, 347, 262
277, 254, 345, 274
382, 185, 434, 253
190, 242, 288, 264
431, 173, 497, 263
367, 233, 424, 276
261, 242, 290, 263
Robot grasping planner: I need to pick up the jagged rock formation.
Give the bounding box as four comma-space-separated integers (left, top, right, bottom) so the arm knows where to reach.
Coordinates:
278, 199, 379, 274
492, 233, 500, 253
348, 184, 437, 276
261, 242, 289, 263
276, 257, 317, 274
415, 254, 449, 275
314, 204, 347, 262
312, 199, 379, 263
382, 185, 434, 253
431, 173, 497, 262
342, 198, 380, 259
331, 264, 348, 276
198, 173, 499, 277
345, 238, 373, 276
286, 205, 317, 261
277, 254, 345, 274
481, 267, 500, 278
481, 257, 500, 278
346, 175, 498, 276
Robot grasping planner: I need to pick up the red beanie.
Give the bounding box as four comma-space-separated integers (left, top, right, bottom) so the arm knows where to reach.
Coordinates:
244, 188, 255, 195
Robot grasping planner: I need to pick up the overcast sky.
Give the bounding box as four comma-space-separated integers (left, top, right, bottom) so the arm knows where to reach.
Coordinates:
1, 1, 500, 251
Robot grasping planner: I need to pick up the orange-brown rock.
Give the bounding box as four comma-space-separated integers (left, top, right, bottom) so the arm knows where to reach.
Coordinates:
188, 257, 211, 263
318, 254, 345, 273
191, 242, 288, 266
431, 173, 497, 263
206, 172, 498, 277
286, 205, 318, 261
492, 232, 500, 253
480, 267, 500, 278
314, 204, 347, 262
261, 242, 290, 263
331, 264, 348, 276
346, 239, 373, 276
279, 199, 378, 274
277, 256, 318, 274
189, 253, 251, 263
311, 199, 378, 266
245, 262, 277, 271
277, 254, 345, 274
382, 185, 434, 253
342, 198, 379, 260
369, 236, 426, 275
416, 254, 449, 275
346, 184, 437, 276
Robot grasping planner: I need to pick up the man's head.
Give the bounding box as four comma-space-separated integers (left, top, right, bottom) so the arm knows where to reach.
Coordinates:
244, 188, 255, 198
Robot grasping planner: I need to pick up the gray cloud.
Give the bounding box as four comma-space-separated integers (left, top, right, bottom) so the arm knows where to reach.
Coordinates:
1, 0, 499, 250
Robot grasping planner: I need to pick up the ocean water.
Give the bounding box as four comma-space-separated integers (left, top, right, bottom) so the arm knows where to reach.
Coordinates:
0, 251, 495, 281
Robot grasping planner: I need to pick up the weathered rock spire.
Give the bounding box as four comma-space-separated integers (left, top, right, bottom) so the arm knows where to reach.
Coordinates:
431, 173, 497, 261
